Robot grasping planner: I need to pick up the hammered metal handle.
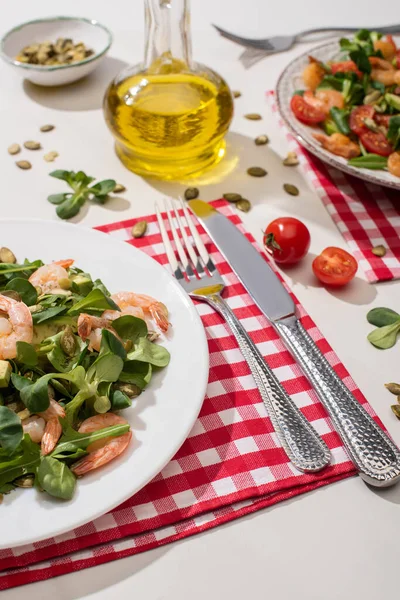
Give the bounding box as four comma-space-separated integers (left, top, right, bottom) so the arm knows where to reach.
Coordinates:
275, 316, 400, 487
204, 295, 331, 472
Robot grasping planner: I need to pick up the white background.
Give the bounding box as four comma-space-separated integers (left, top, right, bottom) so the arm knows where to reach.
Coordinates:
1, 1, 400, 598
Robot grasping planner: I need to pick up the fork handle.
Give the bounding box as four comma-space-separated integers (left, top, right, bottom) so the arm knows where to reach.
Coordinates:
275, 316, 400, 487
204, 294, 331, 473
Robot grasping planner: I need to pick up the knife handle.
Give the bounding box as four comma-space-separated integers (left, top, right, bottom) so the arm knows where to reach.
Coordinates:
206, 294, 331, 472
275, 316, 400, 487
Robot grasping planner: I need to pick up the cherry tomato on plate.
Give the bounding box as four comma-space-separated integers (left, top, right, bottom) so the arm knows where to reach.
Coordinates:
330, 60, 362, 78
290, 94, 325, 125
359, 130, 393, 157
349, 105, 375, 136
312, 247, 358, 286
263, 217, 310, 265
374, 114, 392, 128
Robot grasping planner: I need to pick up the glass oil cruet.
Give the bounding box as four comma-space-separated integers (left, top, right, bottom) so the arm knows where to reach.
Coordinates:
103, 0, 234, 180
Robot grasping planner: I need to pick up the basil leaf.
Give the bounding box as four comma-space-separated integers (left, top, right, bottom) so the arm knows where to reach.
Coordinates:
0, 435, 41, 490
367, 307, 400, 327
127, 337, 170, 367
0, 406, 23, 453
16, 342, 38, 367
112, 315, 148, 342
119, 361, 152, 389
37, 456, 76, 500
367, 322, 400, 349
5, 278, 37, 305
100, 330, 127, 361
67, 289, 119, 315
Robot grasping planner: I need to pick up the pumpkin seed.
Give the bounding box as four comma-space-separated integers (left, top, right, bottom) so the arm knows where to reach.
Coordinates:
364, 90, 382, 105
236, 198, 251, 213
23, 141, 41, 150
60, 326, 76, 357
233, 90, 242, 98
0, 247, 16, 264
371, 245, 387, 257
247, 166, 267, 177
131, 220, 148, 239
114, 183, 126, 193
16, 39, 94, 66
283, 151, 299, 166
391, 404, 400, 419
44, 151, 59, 162
1, 290, 21, 301
385, 383, 400, 395
114, 382, 141, 399
184, 187, 199, 200
283, 183, 299, 196
254, 135, 269, 146
14, 475, 34, 488
8, 143, 20, 155
16, 160, 32, 170
244, 113, 262, 120
223, 193, 242, 203
40, 124, 55, 132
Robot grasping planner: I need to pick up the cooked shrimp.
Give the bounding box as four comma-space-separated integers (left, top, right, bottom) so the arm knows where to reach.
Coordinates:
313, 133, 361, 159
388, 152, 400, 178
302, 61, 325, 91
111, 292, 169, 333
29, 259, 74, 294
368, 56, 397, 86
77, 313, 113, 352
0, 295, 33, 360
395, 71, 400, 86
304, 90, 344, 115
71, 414, 132, 476
374, 38, 396, 60
38, 399, 65, 456
22, 415, 45, 444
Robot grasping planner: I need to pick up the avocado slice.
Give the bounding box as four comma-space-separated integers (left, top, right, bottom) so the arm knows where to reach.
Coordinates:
71, 274, 93, 296
0, 360, 12, 388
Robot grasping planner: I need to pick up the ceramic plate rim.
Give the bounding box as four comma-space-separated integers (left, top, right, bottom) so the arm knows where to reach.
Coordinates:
0, 218, 209, 549
276, 37, 400, 191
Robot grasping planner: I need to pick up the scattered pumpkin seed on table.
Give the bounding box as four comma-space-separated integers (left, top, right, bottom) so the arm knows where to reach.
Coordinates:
132, 220, 148, 238
391, 405, 400, 419
44, 151, 59, 162
371, 245, 387, 257
283, 152, 299, 166
184, 187, 199, 200
247, 166, 267, 177
0, 247, 16, 263
283, 183, 299, 196
223, 192, 242, 203
254, 135, 269, 146
24, 141, 41, 150
244, 113, 262, 120
8, 143, 20, 155
233, 91, 242, 98
236, 199, 251, 213
385, 382, 400, 395
16, 160, 31, 170
114, 183, 126, 193
40, 124, 55, 132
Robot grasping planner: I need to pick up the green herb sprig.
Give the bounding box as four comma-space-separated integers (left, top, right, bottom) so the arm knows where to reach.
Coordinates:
366, 307, 400, 349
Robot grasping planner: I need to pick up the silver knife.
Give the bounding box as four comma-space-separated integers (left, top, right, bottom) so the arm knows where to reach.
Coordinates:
189, 200, 400, 488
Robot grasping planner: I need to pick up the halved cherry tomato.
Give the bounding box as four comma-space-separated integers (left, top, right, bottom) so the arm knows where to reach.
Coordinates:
374, 114, 392, 128
395, 49, 400, 69
312, 247, 357, 286
330, 60, 362, 78
290, 94, 326, 125
349, 105, 375, 136
359, 130, 393, 157
263, 217, 310, 265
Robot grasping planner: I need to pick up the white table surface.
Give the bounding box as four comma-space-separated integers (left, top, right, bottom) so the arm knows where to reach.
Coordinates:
1, 1, 400, 598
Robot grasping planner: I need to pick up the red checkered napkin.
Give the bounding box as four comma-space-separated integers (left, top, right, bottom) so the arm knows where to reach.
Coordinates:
1, 200, 382, 591
267, 91, 400, 283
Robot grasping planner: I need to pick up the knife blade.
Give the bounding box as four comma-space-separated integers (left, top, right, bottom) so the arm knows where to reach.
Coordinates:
189, 200, 400, 487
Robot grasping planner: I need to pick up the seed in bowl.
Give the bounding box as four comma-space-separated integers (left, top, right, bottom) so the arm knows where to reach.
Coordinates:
16, 38, 94, 66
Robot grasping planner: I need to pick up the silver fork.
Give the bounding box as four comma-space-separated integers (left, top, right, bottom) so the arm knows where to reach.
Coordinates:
156, 198, 331, 473
213, 24, 400, 53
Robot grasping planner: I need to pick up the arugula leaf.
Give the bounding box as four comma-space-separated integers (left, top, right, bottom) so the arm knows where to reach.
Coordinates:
16, 342, 38, 367
67, 288, 119, 315
0, 435, 41, 490
32, 305, 68, 325
348, 155, 388, 170
112, 315, 148, 342
367, 307, 400, 327
367, 322, 400, 349
5, 278, 37, 305
127, 337, 170, 367
51, 419, 130, 459
37, 456, 76, 500
0, 406, 23, 454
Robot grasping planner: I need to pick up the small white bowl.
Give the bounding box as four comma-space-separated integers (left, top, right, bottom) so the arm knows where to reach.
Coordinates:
1, 16, 112, 86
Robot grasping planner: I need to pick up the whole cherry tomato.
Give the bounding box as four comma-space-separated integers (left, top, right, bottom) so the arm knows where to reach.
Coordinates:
312, 247, 357, 286
263, 217, 311, 265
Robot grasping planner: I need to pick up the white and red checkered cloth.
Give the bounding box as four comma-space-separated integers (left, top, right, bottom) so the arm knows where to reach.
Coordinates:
1, 200, 384, 590
267, 91, 400, 283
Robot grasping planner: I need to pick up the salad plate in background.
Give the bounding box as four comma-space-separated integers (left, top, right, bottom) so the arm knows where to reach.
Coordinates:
276, 30, 400, 190
0, 219, 208, 549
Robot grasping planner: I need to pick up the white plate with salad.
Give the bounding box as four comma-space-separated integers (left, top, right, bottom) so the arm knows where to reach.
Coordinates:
0, 219, 208, 549
276, 29, 400, 190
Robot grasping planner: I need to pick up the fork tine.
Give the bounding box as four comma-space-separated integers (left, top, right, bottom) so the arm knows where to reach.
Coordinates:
164, 198, 195, 279
171, 200, 205, 276
212, 24, 272, 50
155, 202, 183, 278
179, 198, 218, 275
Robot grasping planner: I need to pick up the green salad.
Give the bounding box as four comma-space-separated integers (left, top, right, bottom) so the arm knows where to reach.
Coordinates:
0, 252, 170, 502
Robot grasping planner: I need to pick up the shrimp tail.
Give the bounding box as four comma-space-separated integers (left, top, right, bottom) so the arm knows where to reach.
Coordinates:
149, 302, 169, 333
77, 313, 92, 341
55, 259, 74, 268
71, 432, 132, 476
41, 418, 62, 456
